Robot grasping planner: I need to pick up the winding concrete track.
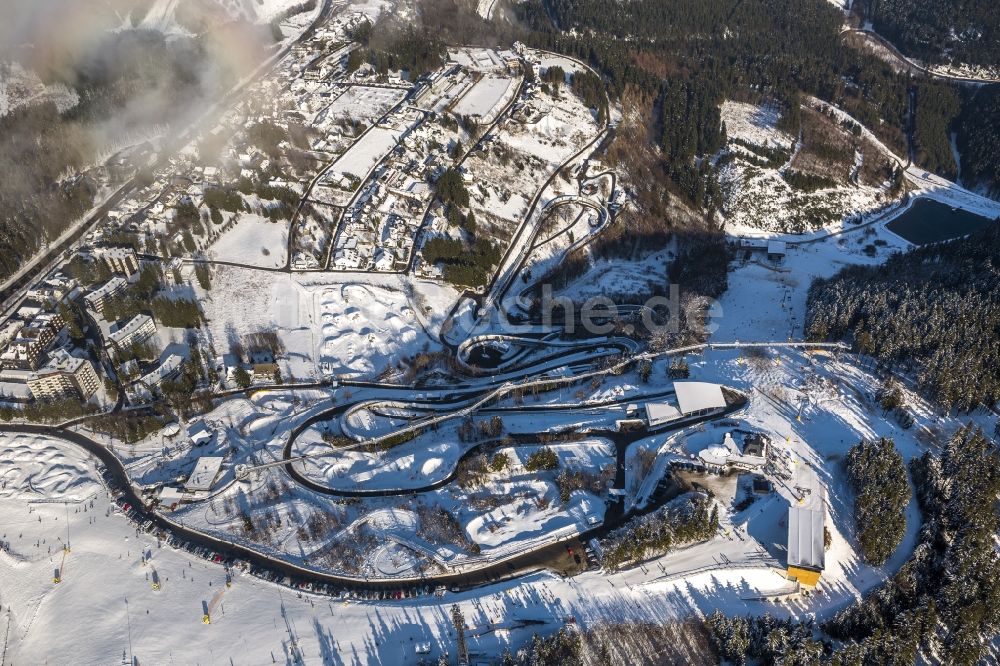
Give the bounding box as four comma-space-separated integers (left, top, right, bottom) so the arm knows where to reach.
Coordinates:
455, 334, 635, 373
0, 340, 847, 594
272, 340, 847, 483
0, 382, 744, 593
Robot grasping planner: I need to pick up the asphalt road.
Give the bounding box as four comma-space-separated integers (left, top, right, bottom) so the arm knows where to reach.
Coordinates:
0, 386, 746, 597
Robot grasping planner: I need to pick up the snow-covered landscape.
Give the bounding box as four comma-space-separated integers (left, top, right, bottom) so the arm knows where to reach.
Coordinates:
2, 0, 1000, 663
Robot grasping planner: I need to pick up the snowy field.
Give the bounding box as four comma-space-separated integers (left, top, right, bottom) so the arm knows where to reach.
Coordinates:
536, 53, 590, 78
449, 48, 506, 72
327, 126, 400, 182
208, 214, 288, 268
720, 101, 794, 152
323, 85, 405, 124
718, 97, 1000, 238
555, 245, 676, 303
452, 76, 516, 120
314, 126, 404, 206
0, 432, 99, 500
200, 267, 455, 380
312, 282, 424, 377
714, 214, 910, 341
719, 163, 893, 235
461, 79, 601, 238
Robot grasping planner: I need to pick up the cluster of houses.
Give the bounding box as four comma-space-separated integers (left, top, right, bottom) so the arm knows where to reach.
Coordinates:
82, 19, 361, 266
737, 237, 787, 264
87, 142, 152, 189
0, 14, 384, 406
80, 248, 160, 358
331, 159, 431, 270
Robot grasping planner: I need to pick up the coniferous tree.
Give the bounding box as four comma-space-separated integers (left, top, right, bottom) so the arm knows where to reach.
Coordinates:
846, 437, 910, 566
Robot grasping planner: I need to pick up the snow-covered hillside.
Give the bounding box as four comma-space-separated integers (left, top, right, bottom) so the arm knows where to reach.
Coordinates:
718, 100, 902, 235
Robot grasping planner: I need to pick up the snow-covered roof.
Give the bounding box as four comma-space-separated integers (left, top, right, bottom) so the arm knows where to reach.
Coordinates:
698, 445, 732, 466
788, 466, 826, 571
787, 506, 825, 572
184, 457, 224, 492
697, 432, 767, 469
158, 486, 186, 504
673, 382, 727, 415
644, 402, 681, 426
767, 240, 787, 255
188, 420, 213, 444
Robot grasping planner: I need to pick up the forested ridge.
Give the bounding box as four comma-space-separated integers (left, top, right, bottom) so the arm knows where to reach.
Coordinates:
957, 84, 1000, 195
805, 224, 1000, 411
0, 102, 94, 280
518, 0, 846, 208
845, 437, 909, 566
912, 81, 961, 180
515, 0, 981, 214
865, 0, 1000, 68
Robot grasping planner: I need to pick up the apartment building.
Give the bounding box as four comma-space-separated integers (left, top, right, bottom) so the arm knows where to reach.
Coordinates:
84, 277, 128, 315
27, 349, 101, 401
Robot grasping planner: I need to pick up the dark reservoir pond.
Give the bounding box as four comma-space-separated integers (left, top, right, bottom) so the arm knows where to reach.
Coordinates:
886, 198, 996, 245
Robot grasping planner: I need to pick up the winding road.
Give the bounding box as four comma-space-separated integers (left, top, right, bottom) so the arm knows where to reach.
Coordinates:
841, 28, 1000, 86
0, 378, 744, 594
0, 340, 851, 595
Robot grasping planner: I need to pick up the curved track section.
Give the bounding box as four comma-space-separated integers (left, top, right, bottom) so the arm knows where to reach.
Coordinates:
0, 342, 844, 593
455, 334, 634, 374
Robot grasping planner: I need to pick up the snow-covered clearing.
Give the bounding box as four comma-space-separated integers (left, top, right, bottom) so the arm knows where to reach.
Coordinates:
713, 218, 910, 341
314, 125, 406, 206
323, 85, 405, 125
475, 0, 500, 19
328, 126, 400, 182
449, 48, 506, 72
554, 245, 675, 303
0, 62, 79, 118
719, 99, 901, 235
536, 53, 590, 78
208, 214, 288, 268
452, 75, 516, 121
456, 80, 602, 285
721, 101, 794, 152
